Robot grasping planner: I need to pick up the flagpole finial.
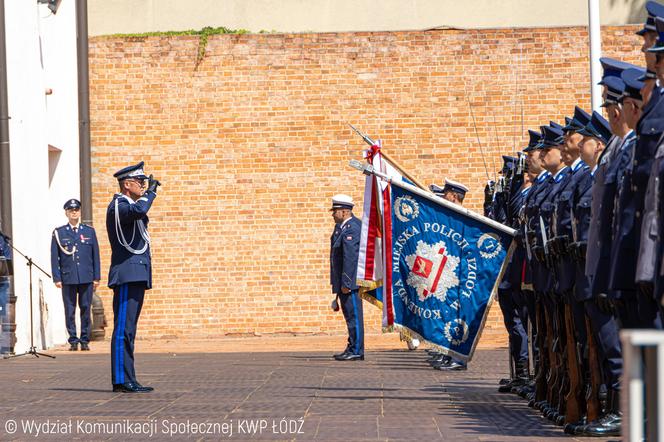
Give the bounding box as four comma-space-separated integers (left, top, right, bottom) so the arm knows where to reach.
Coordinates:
349, 159, 373, 175
348, 123, 376, 146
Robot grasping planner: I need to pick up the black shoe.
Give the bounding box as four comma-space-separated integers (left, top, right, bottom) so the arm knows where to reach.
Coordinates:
333, 350, 349, 359
135, 382, 154, 392
112, 382, 152, 393
80, 343, 90, 351
430, 356, 452, 368
498, 378, 511, 385
434, 361, 467, 371
69, 343, 78, 351
335, 353, 364, 361
581, 413, 621, 436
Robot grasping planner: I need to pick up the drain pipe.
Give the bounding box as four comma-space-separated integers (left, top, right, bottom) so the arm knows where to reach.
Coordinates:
0, 0, 16, 353
76, 0, 105, 340
76, 0, 91, 225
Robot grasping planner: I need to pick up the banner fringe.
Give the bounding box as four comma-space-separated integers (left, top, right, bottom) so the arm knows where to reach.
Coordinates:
360, 291, 383, 309
391, 324, 470, 362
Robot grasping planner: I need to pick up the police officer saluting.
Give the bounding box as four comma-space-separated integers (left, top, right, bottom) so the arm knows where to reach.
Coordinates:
50, 199, 100, 351
106, 162, 160, 392
330, 194, 364, 361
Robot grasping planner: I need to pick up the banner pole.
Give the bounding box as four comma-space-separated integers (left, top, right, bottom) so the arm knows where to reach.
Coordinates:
349, 160, 517, 236
378, 150, 428, 191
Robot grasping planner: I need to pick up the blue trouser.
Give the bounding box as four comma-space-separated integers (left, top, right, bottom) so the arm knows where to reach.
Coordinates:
62, 282, 94, 345
111, 282, 146, 385
339, 290, 364, 356
584, 300, 622, 391
498, 288, 529, 364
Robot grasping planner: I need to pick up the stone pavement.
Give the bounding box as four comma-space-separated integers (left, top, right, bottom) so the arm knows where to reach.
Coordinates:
0, 344, 615, 441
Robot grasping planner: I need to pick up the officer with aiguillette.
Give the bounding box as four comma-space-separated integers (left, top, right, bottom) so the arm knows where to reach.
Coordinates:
50, 198, 100, 351
106, 161, 160, 392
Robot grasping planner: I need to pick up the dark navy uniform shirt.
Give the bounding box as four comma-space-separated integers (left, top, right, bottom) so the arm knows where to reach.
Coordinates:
553, 159, 589, 293
105, 191, 157, 289
330, 215, 362, 294
50, 224, 101, 285
610, 88, 664, 292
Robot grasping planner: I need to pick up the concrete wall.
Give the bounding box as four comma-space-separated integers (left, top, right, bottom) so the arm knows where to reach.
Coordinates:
88, 25, 644, 347
5, 1, 80, 352
88, 0, 648, 36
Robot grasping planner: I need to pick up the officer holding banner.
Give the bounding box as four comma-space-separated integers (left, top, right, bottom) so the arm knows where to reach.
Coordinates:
330, 194, 364, 361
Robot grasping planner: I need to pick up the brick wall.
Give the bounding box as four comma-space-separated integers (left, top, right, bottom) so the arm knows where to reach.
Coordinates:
89, 25, 643, 347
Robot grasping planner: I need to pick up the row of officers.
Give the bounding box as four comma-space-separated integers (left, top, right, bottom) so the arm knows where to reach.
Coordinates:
483, 2, 664, 436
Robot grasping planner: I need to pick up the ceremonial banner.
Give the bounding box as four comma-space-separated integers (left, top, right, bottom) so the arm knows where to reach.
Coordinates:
385, 182, 515, 362
356, 143, 405, 321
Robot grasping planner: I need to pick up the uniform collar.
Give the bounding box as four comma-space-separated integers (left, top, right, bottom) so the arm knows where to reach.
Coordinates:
68, 223, 81, 230
590, 164, 598, 176
536, 170, 550, 183
553, 166, 568, 182
521, 186, 531, 195
571, 157, 584, 172
339, 216, 352, 229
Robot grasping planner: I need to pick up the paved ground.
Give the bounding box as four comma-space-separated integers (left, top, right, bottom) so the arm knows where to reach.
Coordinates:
0, 344, 615, 441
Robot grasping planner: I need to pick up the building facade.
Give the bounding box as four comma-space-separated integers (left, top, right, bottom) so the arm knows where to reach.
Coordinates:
2, 0, 81, 352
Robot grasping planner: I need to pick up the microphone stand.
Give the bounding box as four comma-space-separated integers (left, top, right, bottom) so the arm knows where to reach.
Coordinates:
3, 237, 55, 359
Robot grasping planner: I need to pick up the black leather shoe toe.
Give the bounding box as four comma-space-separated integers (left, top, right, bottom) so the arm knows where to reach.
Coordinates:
80, 343, 90, 351
336, 353, 364, 361
112, 382, 150, 393
69, 343, 78, 351
135, 382, 154, 392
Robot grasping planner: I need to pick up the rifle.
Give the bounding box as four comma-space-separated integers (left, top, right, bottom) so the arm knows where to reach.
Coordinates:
584, 316, 602, 422
534, 293, 549, 403
539, 215, 564, 413
563, 302, 584, 423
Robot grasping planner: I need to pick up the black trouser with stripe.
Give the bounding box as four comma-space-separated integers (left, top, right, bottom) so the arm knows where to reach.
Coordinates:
111, 282, 146, 385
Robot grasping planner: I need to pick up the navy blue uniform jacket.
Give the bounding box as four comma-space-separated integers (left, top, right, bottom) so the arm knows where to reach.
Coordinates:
50, 224, 101, 285
105, 191, 156, 289
330, 216, 361, 294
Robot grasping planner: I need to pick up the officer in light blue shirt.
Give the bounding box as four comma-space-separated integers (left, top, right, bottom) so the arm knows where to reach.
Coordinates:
50, 199, 100, 351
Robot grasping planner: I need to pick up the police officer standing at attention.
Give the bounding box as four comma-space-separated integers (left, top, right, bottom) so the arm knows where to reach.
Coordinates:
330, 194, 364, 361
50, 199, 100, 351
107, 162, 160, 392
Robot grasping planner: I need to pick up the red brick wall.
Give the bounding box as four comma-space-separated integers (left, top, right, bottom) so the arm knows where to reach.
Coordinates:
89, 25, 643, 347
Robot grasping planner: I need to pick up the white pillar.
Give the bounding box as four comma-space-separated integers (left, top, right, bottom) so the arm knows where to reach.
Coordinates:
588, 0, 602, 112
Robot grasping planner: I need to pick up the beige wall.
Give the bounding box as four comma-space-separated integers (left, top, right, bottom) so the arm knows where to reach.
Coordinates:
88, 0, 648, 36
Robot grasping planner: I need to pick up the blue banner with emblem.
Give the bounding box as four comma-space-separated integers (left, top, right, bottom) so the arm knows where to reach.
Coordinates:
387, 183, 514, 362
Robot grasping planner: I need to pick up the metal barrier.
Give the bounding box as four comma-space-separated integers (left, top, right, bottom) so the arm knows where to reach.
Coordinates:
621, 329, 664, 442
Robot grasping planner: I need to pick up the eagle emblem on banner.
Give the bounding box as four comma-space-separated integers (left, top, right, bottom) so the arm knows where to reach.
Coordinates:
394, 196, 419, 222
405, 240, 460, 302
